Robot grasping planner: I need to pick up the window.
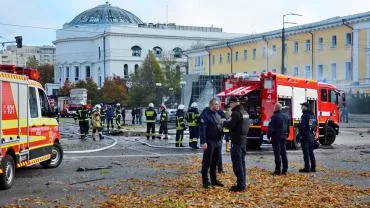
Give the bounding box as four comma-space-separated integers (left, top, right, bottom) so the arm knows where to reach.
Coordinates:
98, 47, 101, 60
321, 89, 328, 102
173, 47, 183, 58
305, 66, 311, 79
124, 64, 129, 79
243, 49, 247, 60
345, 33, 352, 46
253, 48, 256, 60
317, 37, 324, 50
262, 47, 267, 58
132, 46, 142, 57
235, 51, 239, 62
272, 68, 276, 73
329, 90, 338, 105
293, 66, 299, 77
201, 57, 203, 66
66, 66, 70, 79
305, 40, 311, 51
219, 54, 222, 64
317, 65, 324, 81
330, 63, 337, 80
282, 67, 288, 75
38, 88, 50, 117
272, 45, 277, 56
331, 36, 337, 48
212, 55, 215, 65
153, 46, 162, 57
227, 52, 230, 62
294, 41, 299, 53
28, 87, 38, 118
74, 66, 79, 81
345, 61, 352, 81
85, 66, 91, 78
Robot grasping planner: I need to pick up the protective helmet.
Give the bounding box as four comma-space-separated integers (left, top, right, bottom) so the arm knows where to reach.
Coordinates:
95, 104, 101, 109
160, 104, 166, 110
149, 103, 154, 108
191, 102, 198, 108
178, 104, 185, 110
116, 103, 121, 106
80, 101, 86, 105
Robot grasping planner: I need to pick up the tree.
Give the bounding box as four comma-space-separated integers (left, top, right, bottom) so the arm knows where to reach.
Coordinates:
26, 55, 39, 68
60, 80, 73, 97
37, 64, 54, 87
129, 51, 165, 106
160, 56, 182, 106
102, 76, 128, 104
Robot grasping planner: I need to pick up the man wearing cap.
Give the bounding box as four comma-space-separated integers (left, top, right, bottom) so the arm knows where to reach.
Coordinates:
222, 97, 249, 192
299, 102, 317, 173
267, 103, 290, 175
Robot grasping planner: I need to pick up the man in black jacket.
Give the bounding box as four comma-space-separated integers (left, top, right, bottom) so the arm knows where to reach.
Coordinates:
200, 98, 226, 188
268, 103, 290, 175
299, 102, 317, 173
223, 97, 249, 192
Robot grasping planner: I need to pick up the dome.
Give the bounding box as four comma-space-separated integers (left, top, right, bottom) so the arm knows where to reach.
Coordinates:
68, 2, 143, 26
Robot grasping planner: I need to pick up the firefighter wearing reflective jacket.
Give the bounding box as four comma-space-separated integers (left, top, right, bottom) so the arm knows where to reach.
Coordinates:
77, 102, 90, 140
299, 102, 317, 173
186, 102, 200, 149
115, 103, 122, 129
145, 103, 157, 140
100, 104, 106, 127
92, 104, 104, 141
223, 106, 232, 152
158, 104, 169, 140
176, 105, 186, 147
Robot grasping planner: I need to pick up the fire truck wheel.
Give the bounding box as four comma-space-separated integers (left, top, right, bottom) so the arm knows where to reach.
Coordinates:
314, 140, 320, 149
290, 130, 301, 150
0, 155, 15, 190
319, 126, 336, 146
41, 143, 63, 168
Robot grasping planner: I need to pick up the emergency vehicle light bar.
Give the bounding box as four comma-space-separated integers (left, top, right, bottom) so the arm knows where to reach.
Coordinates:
0, 64, 40, 80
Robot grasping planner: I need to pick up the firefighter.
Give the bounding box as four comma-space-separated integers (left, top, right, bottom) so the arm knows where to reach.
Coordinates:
186, 102, 200, 149
121, 105, 126, 125
77, 101, 90, 140
299, 102, 317, 173
115, 103, 122, 129
145, 103, 157, 140
92, 104, 104, 141
106, 105, 115, 131
158, 104, 169, 140
100, 104, 106, 128
223, 105, 231, 152
175, 104, 186, 147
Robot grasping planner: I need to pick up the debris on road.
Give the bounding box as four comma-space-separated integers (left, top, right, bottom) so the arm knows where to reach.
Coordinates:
69, 178, 106, 185
76, 166, 113, 172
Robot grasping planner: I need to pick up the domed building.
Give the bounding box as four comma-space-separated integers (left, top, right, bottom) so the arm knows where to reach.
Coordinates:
47, 2, 243, 95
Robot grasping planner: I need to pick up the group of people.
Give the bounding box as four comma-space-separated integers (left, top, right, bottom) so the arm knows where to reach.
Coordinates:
131, 108, 143, 125
199, 97, 317, 192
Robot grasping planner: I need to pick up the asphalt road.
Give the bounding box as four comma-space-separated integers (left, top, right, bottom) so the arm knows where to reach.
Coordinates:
0, 118, 369, 206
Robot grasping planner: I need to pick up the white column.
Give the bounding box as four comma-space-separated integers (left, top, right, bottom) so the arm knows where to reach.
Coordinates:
353, 29, 360, 82
367, 28, 370, 84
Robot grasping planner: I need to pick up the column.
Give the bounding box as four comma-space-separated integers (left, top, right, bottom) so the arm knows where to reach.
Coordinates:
367, 28, 370, 84
353, 29, 360, 83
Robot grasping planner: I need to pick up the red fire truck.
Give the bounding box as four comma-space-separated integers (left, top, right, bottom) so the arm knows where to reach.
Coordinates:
0, 64, 63, 189
218, 72, 344, 149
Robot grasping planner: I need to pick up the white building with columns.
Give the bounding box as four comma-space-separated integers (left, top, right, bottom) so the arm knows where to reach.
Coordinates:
47, 2, 243, 95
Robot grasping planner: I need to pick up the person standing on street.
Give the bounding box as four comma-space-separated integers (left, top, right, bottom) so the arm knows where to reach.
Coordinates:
115, 103, 122, 129
131, 108, 136, 125
100, 104, 106, 128
145, 103, 157, 140
186, 102, 200, 149
121, 105, 126, 125
106, 105, 115, 132
77, 101, 90, 140
91, 104, 104, 141
267, 103, 290, 176
158, 104, 169, 140
200, 98, 225, 188
175, 105, 186, 147
299, 102, 317, 173
223, 97, 249, 192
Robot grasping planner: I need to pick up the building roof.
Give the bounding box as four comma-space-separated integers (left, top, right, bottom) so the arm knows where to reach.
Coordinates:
187, 11, 370, 53
67, 2, 143, 26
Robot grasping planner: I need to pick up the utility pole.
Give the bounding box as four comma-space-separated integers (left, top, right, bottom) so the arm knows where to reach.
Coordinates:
281, 14, 302, 74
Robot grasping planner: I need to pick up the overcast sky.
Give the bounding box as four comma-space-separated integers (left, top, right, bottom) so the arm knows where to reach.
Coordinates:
0, 0, 369, 46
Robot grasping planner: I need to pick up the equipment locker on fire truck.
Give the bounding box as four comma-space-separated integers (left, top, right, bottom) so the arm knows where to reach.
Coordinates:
0, 64, 63, 190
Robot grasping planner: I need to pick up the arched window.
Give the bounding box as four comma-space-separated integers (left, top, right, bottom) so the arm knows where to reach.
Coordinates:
131, 46, 142, 57
153, 46, 162, 57
124, 64, 129, 79
134, 64, 139, 74
173, 47, 183, 58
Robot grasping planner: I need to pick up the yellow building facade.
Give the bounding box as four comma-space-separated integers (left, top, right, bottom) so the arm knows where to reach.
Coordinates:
187, 12, 370, 93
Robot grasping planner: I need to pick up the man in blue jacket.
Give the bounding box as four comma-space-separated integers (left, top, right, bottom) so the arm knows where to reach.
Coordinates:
268, 103, 290, 175
200, 98, 226, 188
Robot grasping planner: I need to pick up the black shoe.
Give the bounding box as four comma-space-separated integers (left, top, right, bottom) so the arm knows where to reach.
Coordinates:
310, 168, 316, 172
230, 185, 246, 192
203, 181, 211, 189
299, 168, 310, 173
282, 171, 287, 175
272, 171, 281, 176
211, 180, 224, 187
180, 144, 184, 147
164, 137, 168, 140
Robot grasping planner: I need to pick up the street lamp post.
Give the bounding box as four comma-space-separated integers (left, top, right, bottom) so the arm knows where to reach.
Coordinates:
282, 13, 302, 74
179, 81, 187, 104
155, 83, 162, 104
